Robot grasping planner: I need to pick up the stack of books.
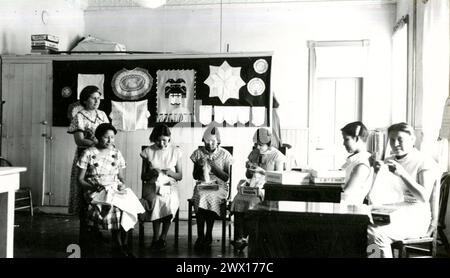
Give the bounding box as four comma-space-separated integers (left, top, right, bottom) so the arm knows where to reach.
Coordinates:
31, 34, 59, 54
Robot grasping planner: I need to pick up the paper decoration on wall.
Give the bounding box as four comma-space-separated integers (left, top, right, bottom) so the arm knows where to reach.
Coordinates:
253, 59, 268, 74
204, 60, 246, 103
111, 67, 153, 100
156, 69, 195, 123
61, 86, 72, 98
247, 78, 266, 96
199, 105, 212, 125
251, 106, 266, 126
110, 100, 150, 131
214, 106, 224, 123
77, 74, 105, 99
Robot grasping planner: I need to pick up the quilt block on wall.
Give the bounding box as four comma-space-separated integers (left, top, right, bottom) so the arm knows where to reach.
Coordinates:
156, 69, 195, 123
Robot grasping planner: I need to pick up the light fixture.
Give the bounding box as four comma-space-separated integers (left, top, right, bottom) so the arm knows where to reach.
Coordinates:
133, 0, 167, 9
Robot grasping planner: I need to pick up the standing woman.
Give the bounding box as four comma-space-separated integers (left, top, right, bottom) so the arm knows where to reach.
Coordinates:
67, 86, 109, 220
340, 121, 373, 204
190, 126, 233, 251
231, 127, 286, 251
140, 124, 183, 250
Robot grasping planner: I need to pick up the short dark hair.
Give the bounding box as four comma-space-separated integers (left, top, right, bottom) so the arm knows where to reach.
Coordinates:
150, 123, 171, 142
79, 86, 100, 108
341, 121, 369, 141
388, 122, 415, 137
95, 123, 117, 140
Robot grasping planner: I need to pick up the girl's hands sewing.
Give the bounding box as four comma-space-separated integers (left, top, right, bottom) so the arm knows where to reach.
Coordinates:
385, 159, 408, 178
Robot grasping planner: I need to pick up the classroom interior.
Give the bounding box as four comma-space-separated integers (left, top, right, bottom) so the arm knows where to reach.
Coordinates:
0, 0, 449, 259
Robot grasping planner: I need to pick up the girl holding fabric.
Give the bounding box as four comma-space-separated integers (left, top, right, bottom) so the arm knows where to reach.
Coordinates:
367, 122, 439, 258
190, 126, 233, 251
78, 123, 144, 258
140, 124, 183, 251
340, 121, 373, 204
230, 127, 286, 251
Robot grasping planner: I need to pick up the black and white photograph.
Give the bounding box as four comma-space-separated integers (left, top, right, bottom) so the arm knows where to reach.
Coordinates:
0, 0, 449, 268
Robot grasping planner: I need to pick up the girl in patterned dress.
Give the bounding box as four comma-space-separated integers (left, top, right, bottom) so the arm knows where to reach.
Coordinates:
140, 124, 183, 250
78, 123, 144, 258
190, 126, 233, 251
231, 128, 286, 251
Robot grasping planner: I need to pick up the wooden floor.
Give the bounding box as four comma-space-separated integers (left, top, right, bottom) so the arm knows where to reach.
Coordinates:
13, 211, 247, 258
13, 211, 450, 258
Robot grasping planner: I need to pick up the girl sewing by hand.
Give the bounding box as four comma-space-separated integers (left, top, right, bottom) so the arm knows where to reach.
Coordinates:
77, 123, 144, 258
190, 126, 233, 252
230, 127, 286, 251
140, 124, 183, 251
340, 121, 373, 204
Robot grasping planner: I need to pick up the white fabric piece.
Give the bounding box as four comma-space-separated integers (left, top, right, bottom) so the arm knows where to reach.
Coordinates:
72, 36, 126, 52
77, 74, 105, 99
213, 106, 225, 123
237, 106, 250, 124
368, 165, 405, 205
110, 100, 150, 131
204, 61, 246, 103
251, 106, 266, 126
199, 105, 213, 125
223, 106, 238, 125
91, 185, 145, 232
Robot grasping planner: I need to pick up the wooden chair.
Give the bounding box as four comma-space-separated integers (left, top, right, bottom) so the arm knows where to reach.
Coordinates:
187, 146, 234, 251
138, 146, 179, 248
0, 157, 33, 216
391, 172, 450, 258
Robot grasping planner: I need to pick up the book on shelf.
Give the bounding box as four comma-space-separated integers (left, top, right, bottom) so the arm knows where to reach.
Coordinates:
31, 34, 59, 43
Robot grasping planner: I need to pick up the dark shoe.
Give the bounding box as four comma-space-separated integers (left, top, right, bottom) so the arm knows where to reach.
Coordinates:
155, 239, 166, 251
194, 238, 204, 251
150, 240, 158, 249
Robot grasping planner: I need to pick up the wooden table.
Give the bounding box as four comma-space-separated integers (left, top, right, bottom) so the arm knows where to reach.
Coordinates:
247, 200, 370, 258
263, 182, 343, 203
0, 167, 26, 258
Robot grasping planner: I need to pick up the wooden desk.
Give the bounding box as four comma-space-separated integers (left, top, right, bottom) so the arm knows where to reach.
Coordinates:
0, 167, 26, 258
264, 182, 343, 203
247, 200, 370, 258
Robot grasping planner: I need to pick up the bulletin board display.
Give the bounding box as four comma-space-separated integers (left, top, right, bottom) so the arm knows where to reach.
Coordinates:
52, 55, 272, 130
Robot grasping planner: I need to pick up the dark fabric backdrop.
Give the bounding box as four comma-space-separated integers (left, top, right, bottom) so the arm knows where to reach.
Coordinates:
53, 56, 271, 127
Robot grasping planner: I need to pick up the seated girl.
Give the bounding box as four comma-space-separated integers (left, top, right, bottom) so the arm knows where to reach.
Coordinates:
77, 123, 145, 258
340, 121, 373, 204
230, 127, 286, 251
140, 123, 183, 251
190, 125, 233, 251
367, 122, 439, 258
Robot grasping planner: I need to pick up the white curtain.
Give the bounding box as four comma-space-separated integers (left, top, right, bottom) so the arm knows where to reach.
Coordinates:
391, 22, 408, 123
419, 0, 450, 172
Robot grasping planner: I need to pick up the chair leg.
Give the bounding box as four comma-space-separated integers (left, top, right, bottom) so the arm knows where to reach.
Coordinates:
222, 217, 226, 251
174, 210, 179, 249
139, 222, 144, 245
188, 202, 193, 249
438, 228, 450, 256
127, 229, 133, 252
28, 189, 33, 217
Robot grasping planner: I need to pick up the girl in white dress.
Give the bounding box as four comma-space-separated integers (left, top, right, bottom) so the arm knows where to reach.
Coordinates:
340, 121, 373, 204
140, 124, 183, 250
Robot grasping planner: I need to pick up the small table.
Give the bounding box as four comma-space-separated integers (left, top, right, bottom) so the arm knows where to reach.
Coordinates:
263, 182, 343, 203
247, 200, 370, 258
0, 167, 27, 258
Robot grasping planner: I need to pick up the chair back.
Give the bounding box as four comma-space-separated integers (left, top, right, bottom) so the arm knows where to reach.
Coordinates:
196, 145, 233, 200
0, 157, 12, 167
439, 173, 450, 231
